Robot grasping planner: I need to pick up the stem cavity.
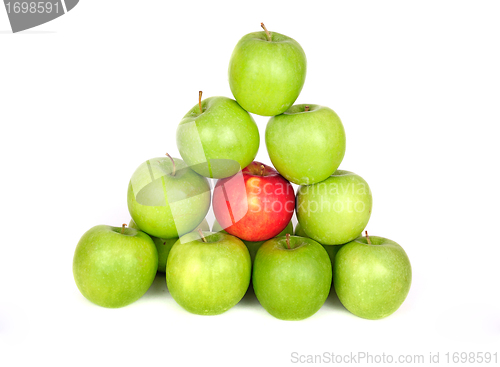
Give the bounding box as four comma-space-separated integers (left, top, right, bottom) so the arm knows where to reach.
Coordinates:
365, 230, 372, 245
261, 23, 271, 41
165, 153, 176, 176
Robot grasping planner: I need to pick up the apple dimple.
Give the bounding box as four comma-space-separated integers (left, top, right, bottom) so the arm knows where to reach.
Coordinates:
195, 232, 224, 244
280, 241, 305, 251
110, 227, 136, 237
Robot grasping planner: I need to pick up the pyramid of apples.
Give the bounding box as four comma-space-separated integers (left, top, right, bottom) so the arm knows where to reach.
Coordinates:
73, 24, 412, 321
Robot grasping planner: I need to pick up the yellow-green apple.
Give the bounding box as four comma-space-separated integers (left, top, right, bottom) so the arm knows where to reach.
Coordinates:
176, 93, 259, 179
73, 224, 158, 308
228, 23, 307, 116
266, 104, 346, 185
296, 170, 372, 245
213, 161, 295, 242
253, 234, 331, 320
334, 233, 412, 319
166, 231, 251, 315
127, 154, 210, 239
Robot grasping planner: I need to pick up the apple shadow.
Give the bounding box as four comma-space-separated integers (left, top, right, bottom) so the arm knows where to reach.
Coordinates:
237, 283, 261, 308
323, 284, 348, 312
142, 272, 171, 300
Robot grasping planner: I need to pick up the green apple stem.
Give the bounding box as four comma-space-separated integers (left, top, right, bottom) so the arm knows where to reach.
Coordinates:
121, 224, 127, 234
198, 228, 207, 243
365, 230, 372, 245
261, 23, 271, 41
199, 91, 203, 114
305, 105, 310, 112
286, 233, 291, 249
165, 153, 176, 176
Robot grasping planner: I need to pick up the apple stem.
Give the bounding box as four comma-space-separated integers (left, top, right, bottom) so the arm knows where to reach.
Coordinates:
305, 105, 310, 112
199, 91, 203, 114
121, 224, 127, 234
286, 233, 291, 249
260, 164, 265, 176
365, 230, 372, 245
165, 153, 176, 176
261, 23, 271, 41
198, 228, 207, 243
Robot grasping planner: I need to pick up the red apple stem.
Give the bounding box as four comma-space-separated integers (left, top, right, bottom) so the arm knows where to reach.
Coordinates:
365, 230, 372, 245
286, 233, 291, 249
260, 164, 265, 176
121, 224, 127, 234
199, 91, 203, 114
261, 23, 271, 41
165, 153, 176, 176
305, 105, 310, 112
198, 229, 207, 243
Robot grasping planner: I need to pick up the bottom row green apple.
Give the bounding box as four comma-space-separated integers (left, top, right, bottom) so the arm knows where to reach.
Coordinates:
166, 231, 251, 315
73, 222, 411, 320
252, 234, 332, 321
73, 225, 158, 308
334, 235, 412, 320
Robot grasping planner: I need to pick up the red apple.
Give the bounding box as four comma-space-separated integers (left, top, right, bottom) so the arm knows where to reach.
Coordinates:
213, 161, 295, 241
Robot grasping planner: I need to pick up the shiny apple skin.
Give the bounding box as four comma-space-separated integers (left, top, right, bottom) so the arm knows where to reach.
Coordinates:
213, 161, 295, 242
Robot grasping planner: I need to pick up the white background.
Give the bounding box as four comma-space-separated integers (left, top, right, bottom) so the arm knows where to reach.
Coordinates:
1, 1, 499, 366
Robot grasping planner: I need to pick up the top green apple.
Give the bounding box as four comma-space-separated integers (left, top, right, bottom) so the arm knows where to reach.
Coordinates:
228, 23, 307, 116
176, 93, 260, 179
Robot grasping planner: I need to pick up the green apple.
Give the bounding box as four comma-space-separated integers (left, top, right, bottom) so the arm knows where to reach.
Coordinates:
296, 170, 373, 245
295, 222, 342, 268
253, 235, 332, 320
129, 218, 209, 273
176, 94, 259, 178
334, 234, 412, 319
266, 104, 346, 185
228, 23, 307, 116
127, 155, 210, 239
166, 231, 251, 315
73, 225, 158, 308
213, 220, 293, 263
